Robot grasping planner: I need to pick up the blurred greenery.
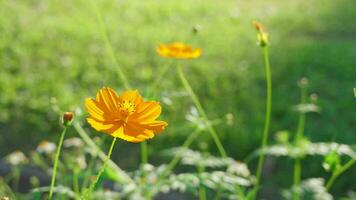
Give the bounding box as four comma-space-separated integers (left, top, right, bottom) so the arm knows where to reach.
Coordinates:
0, 0, 355, 198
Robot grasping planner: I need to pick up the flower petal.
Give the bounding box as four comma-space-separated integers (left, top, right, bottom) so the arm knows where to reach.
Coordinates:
85, 98, 105, 121
131, 101, 161, 122
119, 90, 143, 105
126, 123, 154, 137
96, 87, 119, 112
141, 120, 168, 133
112, 126, 143, 142
191, 48, 202, 58
87, 117, 115, 131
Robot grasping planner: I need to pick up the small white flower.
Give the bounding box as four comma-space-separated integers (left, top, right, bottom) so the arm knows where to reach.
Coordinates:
63, 137, 84, 148
6, 150, 28, 166
76, 155, 87, 170
37, 141, 57, 154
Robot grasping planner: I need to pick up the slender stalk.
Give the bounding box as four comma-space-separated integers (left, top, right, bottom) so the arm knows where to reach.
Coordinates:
293, 160, 302, 198
293, 85, 307, 200
141, 141, 148, 164
326, 158, 356, 191
83, 137, 117, 199
295, 86, 307, 142
176, 64, 227, 157
146, 63, 171, 98
150, 62, 171, 93
49, 126, 68, 200
140, 140, 149, 200
73, 122, 133, 184
12, 167, 20, 192
0, 178, 16, 199
162, 128, 202, 177
198, 165, 207, 200
73, 170, 80, 198
89, 0, 130, 89
81, 156, 97, 193
253, 46, 272, 196
213, 184, 223, 200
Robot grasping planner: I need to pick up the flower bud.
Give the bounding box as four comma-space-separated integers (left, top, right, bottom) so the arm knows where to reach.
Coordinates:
192, 24, 202, 34
63, 112, 74, 126
310, 93, 318, 102
298, 77, 309, 88
253, 21, 265, 32
253, 21, 269, 47
275, 130, 289, 144
323, 151, 340, 172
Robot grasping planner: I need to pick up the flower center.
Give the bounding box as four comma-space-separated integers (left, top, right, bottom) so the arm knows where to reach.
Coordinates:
118, 100, 136, 118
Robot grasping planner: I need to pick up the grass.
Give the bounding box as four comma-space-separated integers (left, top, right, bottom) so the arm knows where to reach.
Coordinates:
0, 0, 355, 198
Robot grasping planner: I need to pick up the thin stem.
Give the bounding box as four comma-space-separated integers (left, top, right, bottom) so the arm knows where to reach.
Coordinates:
141, 141, 148, 164
73, 170, 80, 199
49, 126, 68, 200
254, 46, 272, 195
176, 64, 227, 157
198, 165, 207, 200
73, 122, 133, 184
12, 167, 20, 192
162, 128, 202, 177
0, 178, 16, 199
295, 87, 307, 143
83, 137, 117, 199
140, 141, 149, 200
81, 156, 97, 193
213, 184, 223, 200
293, 86, 307, 200
89, 0, 130, 89
326, 158, 356, 191
293, 159, 302, 199
150, 63, 171, 93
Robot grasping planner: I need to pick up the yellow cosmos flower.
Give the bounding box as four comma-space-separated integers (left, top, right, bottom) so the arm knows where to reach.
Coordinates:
156, 42, 202, 59
85, 87, 168, 142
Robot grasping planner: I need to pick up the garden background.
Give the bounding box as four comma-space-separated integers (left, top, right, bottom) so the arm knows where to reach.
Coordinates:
0, 0, 355, 199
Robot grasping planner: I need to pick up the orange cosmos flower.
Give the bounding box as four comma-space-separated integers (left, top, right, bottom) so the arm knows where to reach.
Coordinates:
156, 42, 202, 59
85, 87, 168, 142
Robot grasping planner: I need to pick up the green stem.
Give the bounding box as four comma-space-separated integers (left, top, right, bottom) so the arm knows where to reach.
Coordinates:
176, 65, 227, 157
198, 166, 207, 200
73, 170, 80, 199
0, 177, 16, 199
73, 122, 133, 184
293, 159, 302, 199
162, 128, 202, 177
150, 63, 171, 94
12, 167, 20, 192
253, 46, 272, 196
141, 141, 148, 164
83, 137, 117, 199
49, 126, 68, 200
89, 0, 130, 89
293, 85, 307, 200
326, 158, 356, 191
140, 141, 149, 200
295, 87, 307, 143
81, 156, 96, 193
213, 184, 223, 200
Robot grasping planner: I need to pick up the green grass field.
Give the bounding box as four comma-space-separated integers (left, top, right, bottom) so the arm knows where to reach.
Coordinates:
0, 0, 355, 199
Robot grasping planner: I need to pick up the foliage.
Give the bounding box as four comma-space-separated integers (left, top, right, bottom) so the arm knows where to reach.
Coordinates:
0, 0, 355, 199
